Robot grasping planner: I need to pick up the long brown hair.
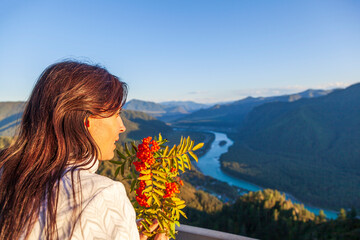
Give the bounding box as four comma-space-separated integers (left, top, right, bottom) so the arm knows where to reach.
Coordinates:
0, 60, 127, 239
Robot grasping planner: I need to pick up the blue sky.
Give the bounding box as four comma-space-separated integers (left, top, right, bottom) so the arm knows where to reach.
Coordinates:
1, 0, 359, 103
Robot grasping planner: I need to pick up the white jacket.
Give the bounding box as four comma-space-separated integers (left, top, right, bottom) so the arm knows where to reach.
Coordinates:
26, 160, 139, 240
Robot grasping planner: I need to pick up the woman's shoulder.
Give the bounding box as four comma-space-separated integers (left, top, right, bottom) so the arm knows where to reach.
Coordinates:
60, 169, 127, 202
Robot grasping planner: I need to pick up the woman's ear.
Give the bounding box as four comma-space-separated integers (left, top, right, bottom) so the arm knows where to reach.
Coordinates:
84, 118, 90, 128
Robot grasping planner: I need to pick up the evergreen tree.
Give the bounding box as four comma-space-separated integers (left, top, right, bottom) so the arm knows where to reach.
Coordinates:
338, 208, 347, 220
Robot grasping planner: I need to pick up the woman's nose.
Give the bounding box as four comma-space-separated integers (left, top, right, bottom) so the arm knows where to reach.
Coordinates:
118, 116, 126, 133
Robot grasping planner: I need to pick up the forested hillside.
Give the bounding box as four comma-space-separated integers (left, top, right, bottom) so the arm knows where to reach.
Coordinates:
184, 189, 360, 240
221, 83, 360, 209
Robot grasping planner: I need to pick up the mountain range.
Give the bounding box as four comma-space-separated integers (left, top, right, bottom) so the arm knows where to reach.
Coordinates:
123, 99, 211, 122
171, 89, 334, 131
221, 83, 360, 209
2, 84, 359, 210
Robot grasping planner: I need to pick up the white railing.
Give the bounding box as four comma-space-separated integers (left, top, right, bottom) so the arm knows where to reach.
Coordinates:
176, 224, 257, 240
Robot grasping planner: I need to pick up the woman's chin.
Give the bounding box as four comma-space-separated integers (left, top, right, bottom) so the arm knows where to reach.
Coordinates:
99, 151, 115, 161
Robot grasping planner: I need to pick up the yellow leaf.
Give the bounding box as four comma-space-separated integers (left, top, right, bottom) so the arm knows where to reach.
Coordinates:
179, 136, 184, 151
158, 217, 165, 230
153, 181, 166, 189
175, 200, 186, 205
168, 144, 176, 156
140, 169, 151, 175
189, 140, 194, 150
138, 174, 152, 181
142, 186, 153, 193
177, 156, 185, 172
189, 151, 198, 162
153, 175, 167, 183
146, 196, 153, 206
154, 188, 164, 196
185, 136, 191, 152
159, 211, 173, 222
183, 154, 191, 170
177, 204, 186, 209
192, 142, 204, 151
141, 221, 150, 232
162, 217, 170, 231
171, 197, 181, 202
152, 170, 167, 178
145, 180, 152, 186
179, 209, 187, 219
162, 146, 169, 157
153, 194, 161, 206
176, 210, 180, 220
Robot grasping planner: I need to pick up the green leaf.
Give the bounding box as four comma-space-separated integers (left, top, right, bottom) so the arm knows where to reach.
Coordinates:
124, 143, 131, 156
121, 163, 125, 176
109, 160, 122, 165
131, 141, 138, 152
116, 149, 127, 160
130, 180, 136, 192
115, 167, 120, 178
192, 142, 204, 151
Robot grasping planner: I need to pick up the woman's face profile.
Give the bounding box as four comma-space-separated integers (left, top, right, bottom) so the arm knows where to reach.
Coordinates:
87, 110, 126, 160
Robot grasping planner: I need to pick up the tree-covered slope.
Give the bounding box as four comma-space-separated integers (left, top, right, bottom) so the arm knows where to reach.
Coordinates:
186, 189, 360, 240
221, 83, 360, 209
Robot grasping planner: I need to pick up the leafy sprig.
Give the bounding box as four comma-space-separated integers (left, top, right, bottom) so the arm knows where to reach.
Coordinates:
111, 134, 203, 239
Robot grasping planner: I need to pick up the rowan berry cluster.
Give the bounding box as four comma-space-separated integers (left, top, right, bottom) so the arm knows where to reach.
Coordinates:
133, 137, 160, 171
134, 137, 161, 206
163, 182, 180, 198
136, 180, 149, 207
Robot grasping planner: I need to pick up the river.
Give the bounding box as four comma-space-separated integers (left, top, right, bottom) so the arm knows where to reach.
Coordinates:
196, 131, 338, 219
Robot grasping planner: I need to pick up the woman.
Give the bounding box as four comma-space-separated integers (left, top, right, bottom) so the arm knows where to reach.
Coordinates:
0, 61, 167, 240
